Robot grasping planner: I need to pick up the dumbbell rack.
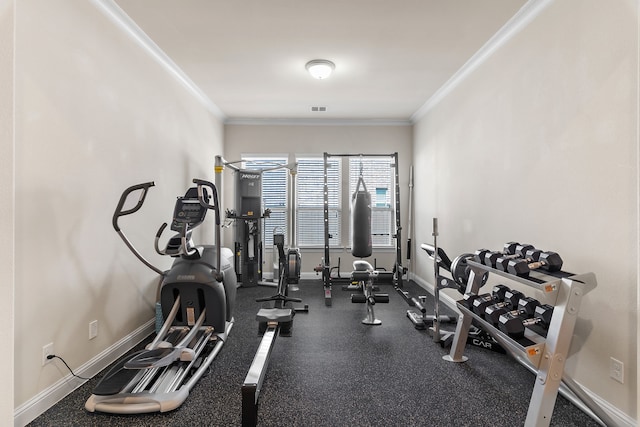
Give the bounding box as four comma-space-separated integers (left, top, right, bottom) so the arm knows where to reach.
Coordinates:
445, 260, 615, 427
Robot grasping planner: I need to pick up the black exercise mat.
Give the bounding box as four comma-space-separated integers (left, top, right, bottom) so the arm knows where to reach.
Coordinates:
28, 279, 599, 427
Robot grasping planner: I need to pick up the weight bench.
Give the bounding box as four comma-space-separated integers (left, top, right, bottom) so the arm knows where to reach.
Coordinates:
256, 308, 294, 336
256, 307, 293, 322
350, 260, 389, 325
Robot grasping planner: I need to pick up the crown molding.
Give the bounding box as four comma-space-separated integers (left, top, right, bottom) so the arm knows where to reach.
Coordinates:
91, 0, 226, 120
411, 0, 554, 123
224, 117, 412, 126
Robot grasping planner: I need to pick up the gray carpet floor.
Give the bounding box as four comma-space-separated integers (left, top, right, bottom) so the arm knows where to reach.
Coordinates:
28, 279, 601, 426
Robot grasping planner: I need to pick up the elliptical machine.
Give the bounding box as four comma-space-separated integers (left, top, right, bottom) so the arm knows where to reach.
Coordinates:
85, 179, 236, 414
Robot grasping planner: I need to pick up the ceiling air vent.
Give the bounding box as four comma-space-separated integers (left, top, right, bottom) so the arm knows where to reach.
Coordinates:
311, 106, 327, 112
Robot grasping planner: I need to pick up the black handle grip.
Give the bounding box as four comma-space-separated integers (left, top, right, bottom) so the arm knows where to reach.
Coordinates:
112, 182, 155, 231
155, 222, 168, 238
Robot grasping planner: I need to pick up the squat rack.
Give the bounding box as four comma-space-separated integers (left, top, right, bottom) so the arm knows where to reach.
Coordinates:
320, 152, 407, 306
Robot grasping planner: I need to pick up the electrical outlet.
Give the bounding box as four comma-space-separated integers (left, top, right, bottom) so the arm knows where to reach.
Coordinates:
42, 343, 54, 366
610, 357, 624, 383
89, 320, 98, 340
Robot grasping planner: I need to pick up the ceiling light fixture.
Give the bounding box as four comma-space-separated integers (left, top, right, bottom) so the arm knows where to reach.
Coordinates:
305, 59, 335, 79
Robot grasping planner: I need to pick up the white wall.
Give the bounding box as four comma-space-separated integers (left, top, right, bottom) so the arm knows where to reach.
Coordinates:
413, 0, 637, 421
223, 124, 413, 275
9, 0, 638, 424
0, 1, 15, 425
13, 0, 224, 422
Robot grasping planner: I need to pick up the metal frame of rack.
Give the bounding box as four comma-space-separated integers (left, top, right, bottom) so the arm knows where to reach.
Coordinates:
320, 152, 404, 306
445, 260, 616, 427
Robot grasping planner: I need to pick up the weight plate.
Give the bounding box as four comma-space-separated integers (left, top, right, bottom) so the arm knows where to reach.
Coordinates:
451, 253, 489, 294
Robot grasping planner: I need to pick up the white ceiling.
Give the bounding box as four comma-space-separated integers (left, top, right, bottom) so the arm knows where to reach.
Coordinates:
114, 0, 528, 123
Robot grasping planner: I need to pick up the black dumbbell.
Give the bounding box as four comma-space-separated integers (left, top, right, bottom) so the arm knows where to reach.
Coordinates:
473, 248, 492, 264
461, 284, 510, 310
474, 242, 519, 267
474, 288, 523, 317
483, 242, 534, 268
498, 304, 554, 338
485, 296, 539, 325
469, 285, 522, 316
507, 251, 563, 277
492, 244, 536, 271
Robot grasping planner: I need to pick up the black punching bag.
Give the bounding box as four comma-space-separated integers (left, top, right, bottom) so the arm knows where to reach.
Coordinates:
351, 190, 372, 258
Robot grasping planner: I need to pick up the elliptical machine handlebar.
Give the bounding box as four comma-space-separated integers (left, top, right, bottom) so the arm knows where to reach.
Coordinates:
111, 179, 224, 279
154, 223, 169, 256
155, 222, 168, 240
112, 181, 164, 276
153, 223, 199, 258
193, 179, 221, 226
192, 179, 224, 282
112, 181, 155, 232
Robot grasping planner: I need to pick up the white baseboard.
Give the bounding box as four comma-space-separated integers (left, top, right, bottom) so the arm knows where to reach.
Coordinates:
588, 393, 638, 427
410, 273, 637, 427
14, 319, 154, 427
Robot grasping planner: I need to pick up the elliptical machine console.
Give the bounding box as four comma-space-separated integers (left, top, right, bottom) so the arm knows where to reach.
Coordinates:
156, 186, 209, 257
85, 179, 236, 414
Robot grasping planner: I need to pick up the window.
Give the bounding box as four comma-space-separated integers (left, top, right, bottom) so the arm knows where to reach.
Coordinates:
296, 156, 341, 247
242, 156, 288, 246
240, 154, 395, 250
349, 156, 395, 247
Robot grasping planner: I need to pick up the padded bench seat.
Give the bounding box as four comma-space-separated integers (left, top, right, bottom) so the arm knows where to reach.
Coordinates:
353, 260, 373, 272
256, 308, 293, 323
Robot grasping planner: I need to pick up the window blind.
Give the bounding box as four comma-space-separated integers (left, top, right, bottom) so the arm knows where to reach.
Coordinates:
348, 156, 394, 247
242, 157, 288, 246
296, 156, 341, 247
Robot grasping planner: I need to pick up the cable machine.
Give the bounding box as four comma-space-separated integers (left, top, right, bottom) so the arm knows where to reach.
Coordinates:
215, 155, 300, 288
215, 156, 268, 287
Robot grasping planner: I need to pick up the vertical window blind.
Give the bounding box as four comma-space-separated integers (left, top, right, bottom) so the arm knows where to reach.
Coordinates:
296, 156, 341, 247
242, 157, 288, 246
